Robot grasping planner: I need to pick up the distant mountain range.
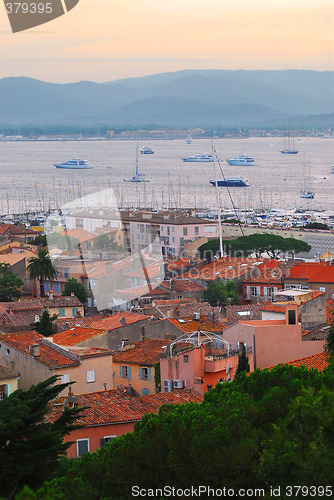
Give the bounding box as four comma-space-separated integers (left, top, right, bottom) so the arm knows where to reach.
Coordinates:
0, 69, 333, 128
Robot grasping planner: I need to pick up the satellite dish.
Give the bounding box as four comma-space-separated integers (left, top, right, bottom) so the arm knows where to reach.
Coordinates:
226, 364, 231, 375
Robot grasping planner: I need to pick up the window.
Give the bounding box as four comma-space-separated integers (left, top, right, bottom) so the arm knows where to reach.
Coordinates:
100, 435, 116, 447
77, 439, 89, 457
54, 282, 60, 292
64, 268, 69, 278
319, 287, 326, 292
141, 388, 149, 396
180, 237, 184, 246
139, 367, 151, 380
58, 308, 65, 317
183, 355, 189, 363
0, 385, 6, 400
87, 370, 95, 383
120, 366, 131, 379
250, 286, 259, 296
72, 307, 78, 316
44, 281, 49, 292
140, 224, 145, 233
61, 374, 70, 384
195, 226, 199, 235
183, 227, 187, 236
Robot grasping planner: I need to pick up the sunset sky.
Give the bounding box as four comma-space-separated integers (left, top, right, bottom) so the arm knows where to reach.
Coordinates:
0, 0, 333, 83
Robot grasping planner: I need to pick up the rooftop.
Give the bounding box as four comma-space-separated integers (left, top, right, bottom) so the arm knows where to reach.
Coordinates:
183, 257, 264, 281
48, 388, 203, 426
286, 351, 329, 371
0, 332, 80, 368
89, 311, 150, 331
112, 338, 168, 366
52, 327, 108, 347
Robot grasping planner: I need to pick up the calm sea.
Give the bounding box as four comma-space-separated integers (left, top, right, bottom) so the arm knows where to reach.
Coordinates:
0, 137, 333, 215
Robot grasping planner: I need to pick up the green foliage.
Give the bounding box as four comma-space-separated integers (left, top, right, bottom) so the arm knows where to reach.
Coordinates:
224, 233, 311, 258
46, 233, 79, 252
31, 234, 48, 248
51, 364, 334, 498
235, 343, 250, 376
154, 362, 161, 392
27, 249, 57, 298
324, 318, 334, 357
62, 278, 88, 304
0, 377, 84, 498
305, 222, 330, 230
197, 239, 220, 261
0, 262, 23, 301
203, 279, 239, 306
222, 218, 243, 224
31, 310, 58, 336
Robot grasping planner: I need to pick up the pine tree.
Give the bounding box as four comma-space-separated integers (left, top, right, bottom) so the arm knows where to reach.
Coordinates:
31, 310, 58, 336
0, 376, 83, 498
235, 343, 250, 376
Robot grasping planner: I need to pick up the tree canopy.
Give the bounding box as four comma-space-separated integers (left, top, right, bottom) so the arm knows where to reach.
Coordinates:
31, 310, 58, 337
62, 278, 88, 304
0, 376, 83, 498
199, 234, 311, 260
51, 364, 334, 499
27, 249, 57, 297
0, 262, 23, 301
203, 279, 239, 306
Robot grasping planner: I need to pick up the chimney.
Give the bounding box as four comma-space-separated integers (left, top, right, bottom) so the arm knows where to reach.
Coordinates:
49, 290, 54, 299
30, 344, 40, 357
71, 292, 75, 297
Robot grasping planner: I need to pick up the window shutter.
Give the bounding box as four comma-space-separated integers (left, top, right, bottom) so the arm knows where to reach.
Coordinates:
128, 366, 131, 379
120, 366, 123, 377
147, 368, 151, 381
139, 368, 142, 380
7, 384, 12, 396
257, 286, 261, 296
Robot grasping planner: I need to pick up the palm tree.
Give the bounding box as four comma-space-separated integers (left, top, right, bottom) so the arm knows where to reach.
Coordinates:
27, 249, 57, 297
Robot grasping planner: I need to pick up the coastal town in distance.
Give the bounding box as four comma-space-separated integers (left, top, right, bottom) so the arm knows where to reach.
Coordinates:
1, 0, 334, 491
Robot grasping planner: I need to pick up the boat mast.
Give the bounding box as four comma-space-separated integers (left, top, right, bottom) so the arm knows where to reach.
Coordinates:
211, 137, 223, 258
135, 141, 139, 176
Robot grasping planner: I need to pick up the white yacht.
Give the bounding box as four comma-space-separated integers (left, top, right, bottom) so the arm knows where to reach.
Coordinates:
53, 157, 93, 169
301, 190, 315, 199
124, 143, 150, 182
226, 151, 257, 166
140, 145, 154, 154
181, 153, 213, 162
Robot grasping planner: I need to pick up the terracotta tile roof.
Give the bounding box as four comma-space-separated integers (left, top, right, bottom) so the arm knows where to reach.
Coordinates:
52, 327, 108, 347
286, 352, 329, 371
113, 338, 168, 366
124, 261, 164, 280
260, 303, 286, 313
55, 317, 103, 329
182, 257, 263, 281
0, 332, 80, 368
167, 316, 225, 333
161, 279, 206, 293
243, 267, 284, 284
167, 257, 203, 272
0, 224, 37, 236
89, 312, 150, 331
224, 304, 262, 325
60, 228, 95, 243
142, 389, 203, 408
288, 262, 334, 284
0, 253, 27, 266
154, 300, 221, 319
65, 346, 113, 358
113, 284, 169, 299
48, 388, 202, 426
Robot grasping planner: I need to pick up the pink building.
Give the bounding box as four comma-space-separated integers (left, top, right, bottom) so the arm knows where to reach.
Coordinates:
223, 304, 325, 369
160, 331, 254, 394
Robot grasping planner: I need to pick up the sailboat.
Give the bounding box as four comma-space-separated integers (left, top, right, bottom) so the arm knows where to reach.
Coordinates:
281, 125, 298, 154
301, 155, 314, 199
186, 135, 192, 144
123, 143, 150, 183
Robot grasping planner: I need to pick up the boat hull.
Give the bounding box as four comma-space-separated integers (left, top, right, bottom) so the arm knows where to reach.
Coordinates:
210, 179, 249, 187
54, 164, 93, 169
